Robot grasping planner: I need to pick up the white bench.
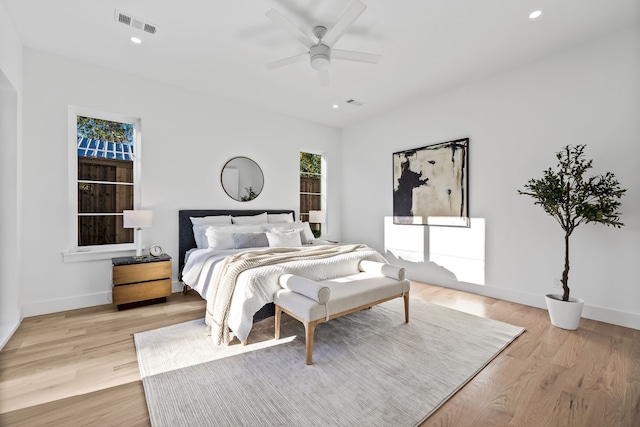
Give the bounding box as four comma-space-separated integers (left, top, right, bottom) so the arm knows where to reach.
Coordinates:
273, 260, 410, 365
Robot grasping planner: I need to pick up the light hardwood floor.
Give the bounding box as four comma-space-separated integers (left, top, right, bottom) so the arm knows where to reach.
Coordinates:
1, 282, 638, 426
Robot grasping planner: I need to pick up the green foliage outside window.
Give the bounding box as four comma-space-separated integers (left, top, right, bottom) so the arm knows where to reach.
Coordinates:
300, 152, 321, 178
77, 116, 133, 143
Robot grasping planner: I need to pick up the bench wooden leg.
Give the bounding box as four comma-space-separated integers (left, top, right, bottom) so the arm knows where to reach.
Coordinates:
404, 292, 410, 323
275, 305, 282, 340
304, 321, 318, 365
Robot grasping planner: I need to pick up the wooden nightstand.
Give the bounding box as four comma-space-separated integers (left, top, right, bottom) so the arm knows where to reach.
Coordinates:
112, 254, 172, 310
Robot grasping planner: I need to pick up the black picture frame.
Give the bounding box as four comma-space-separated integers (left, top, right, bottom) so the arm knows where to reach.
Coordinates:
393, 138, 469, 227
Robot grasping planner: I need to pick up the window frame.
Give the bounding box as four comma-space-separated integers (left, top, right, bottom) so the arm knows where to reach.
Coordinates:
299, 150, 326, 231
64, 106, 142, 262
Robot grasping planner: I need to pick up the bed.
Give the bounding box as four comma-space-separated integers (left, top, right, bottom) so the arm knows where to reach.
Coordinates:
178, 209, 296, 324
178, 209, 388, 345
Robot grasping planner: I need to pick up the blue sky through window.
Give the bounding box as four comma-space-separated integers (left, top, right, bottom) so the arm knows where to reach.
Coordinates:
77, 137, 133, 160
76, 116, 134, 160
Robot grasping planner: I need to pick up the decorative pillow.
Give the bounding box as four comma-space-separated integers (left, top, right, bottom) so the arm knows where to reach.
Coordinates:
231, 212, 268, 225
266, 222, 315, 244
266, 230, 302, 247
206, 225, 263, 249
264, 223, 298, 232
300, 222, 316, 244
267, 212, 294, 223
271, 225, 300, 232
233, 232, 269, 249
190, 216, 233, 249
359, 260, 405, 281
279, 274, 330, 304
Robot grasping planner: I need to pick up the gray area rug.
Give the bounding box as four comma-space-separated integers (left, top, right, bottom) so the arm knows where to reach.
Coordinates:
135, 298, 524, 427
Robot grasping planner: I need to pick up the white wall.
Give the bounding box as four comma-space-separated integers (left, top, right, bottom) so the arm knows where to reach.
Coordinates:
0, 1, 23, 349
8, 19, 640, 336
341, 26, 640, 329
20, 48, 341, 316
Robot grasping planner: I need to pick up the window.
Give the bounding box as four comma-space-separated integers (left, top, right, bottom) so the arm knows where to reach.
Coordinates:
300, 152, 324, 236
68, 107, 141, 252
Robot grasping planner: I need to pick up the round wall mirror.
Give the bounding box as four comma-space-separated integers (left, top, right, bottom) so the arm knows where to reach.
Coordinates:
221, 156, 264, 202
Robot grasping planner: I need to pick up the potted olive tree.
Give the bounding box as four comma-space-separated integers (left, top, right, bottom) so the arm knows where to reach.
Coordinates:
518, 144, 626, 330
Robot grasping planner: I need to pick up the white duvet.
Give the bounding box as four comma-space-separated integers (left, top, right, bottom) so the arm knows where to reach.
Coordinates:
181, 245, 387, 343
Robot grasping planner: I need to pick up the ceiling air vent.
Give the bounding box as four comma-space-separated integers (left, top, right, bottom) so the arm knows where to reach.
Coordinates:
346, 99, 365, 107
115, 10, 158, 35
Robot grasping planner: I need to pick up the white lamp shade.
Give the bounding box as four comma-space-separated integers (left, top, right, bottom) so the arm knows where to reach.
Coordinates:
308, 210, 326, 224
123, 210, 153, 229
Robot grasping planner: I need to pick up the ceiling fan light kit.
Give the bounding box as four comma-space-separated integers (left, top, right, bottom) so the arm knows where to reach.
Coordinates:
310, 44, 330, 70
265, 0, 380, 84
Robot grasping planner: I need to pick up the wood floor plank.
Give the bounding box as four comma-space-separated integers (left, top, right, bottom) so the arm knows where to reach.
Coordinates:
1, 283, 638, 427
0, 381, 150, 427
545, 390, 596, 427
622, 381, 640, 427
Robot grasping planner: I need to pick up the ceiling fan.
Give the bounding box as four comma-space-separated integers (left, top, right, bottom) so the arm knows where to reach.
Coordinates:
265, 0, 381, 85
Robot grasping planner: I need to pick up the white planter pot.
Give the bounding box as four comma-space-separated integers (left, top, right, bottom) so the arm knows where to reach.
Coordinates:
545, 294, 585, 330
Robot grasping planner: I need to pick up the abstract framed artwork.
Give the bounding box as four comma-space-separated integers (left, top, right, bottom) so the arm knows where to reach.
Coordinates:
393, 138, 469, 227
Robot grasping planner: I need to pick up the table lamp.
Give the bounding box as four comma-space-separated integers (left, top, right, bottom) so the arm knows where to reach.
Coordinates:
308, 210, 326, 238
123, 210, 153, 258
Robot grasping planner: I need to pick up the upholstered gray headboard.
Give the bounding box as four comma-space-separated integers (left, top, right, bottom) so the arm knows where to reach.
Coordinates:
178, 209, 295, 280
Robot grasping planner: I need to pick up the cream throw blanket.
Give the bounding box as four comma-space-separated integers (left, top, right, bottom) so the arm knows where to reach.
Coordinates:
205, 244, 367, 345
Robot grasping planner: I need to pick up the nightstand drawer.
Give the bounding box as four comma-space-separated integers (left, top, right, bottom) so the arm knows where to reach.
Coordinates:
113, 260, 172, 285
112, 279, 172, 305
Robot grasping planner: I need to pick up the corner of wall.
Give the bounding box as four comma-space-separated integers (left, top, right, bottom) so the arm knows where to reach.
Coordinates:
0, 320, 21, 350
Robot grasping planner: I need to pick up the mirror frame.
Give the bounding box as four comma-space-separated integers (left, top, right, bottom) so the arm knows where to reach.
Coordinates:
221, 156, 264, 202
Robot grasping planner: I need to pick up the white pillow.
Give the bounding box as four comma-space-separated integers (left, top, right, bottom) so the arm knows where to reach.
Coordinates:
190, 215, 233, 249
190, 215, 232, 226
300, 222, 316, 244
266, 230, 302, 247
263, 222, 296, 231
265, 222, 315, 244
267, 212, 294, 223
206, 224, 262, 249
231, 212, 268, 225
192, 224, 211, 249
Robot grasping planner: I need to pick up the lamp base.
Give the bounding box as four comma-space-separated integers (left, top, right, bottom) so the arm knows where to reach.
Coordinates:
135, 228, 144, 259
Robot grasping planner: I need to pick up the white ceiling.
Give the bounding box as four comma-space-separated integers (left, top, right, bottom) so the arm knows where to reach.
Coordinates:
4, 0, 639, 128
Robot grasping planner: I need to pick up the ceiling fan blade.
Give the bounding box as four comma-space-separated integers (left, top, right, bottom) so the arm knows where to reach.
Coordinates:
332, 49, 381, 64
265, 53, 308, 70
318, 69, 330, 86
322, 0, 366, 48
266, 9, 315, 49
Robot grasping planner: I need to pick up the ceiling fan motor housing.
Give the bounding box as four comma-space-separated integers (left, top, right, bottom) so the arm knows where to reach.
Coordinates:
310, 44, 330, 70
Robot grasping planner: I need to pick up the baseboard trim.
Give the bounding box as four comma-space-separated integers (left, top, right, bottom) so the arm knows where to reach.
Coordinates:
21, 292, 111, 318
425, 277, 640, 330
18, 279, 638, 330
582, 304, 640, 330
21, 281, 186, 318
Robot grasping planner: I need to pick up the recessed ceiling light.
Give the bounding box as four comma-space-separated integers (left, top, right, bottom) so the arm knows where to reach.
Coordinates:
130, 36, 142, 44
332, 104, 339, 109
529, 10, 542, 19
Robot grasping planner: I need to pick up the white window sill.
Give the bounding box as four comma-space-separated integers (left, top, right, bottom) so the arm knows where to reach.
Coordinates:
62, 246, 138, 263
